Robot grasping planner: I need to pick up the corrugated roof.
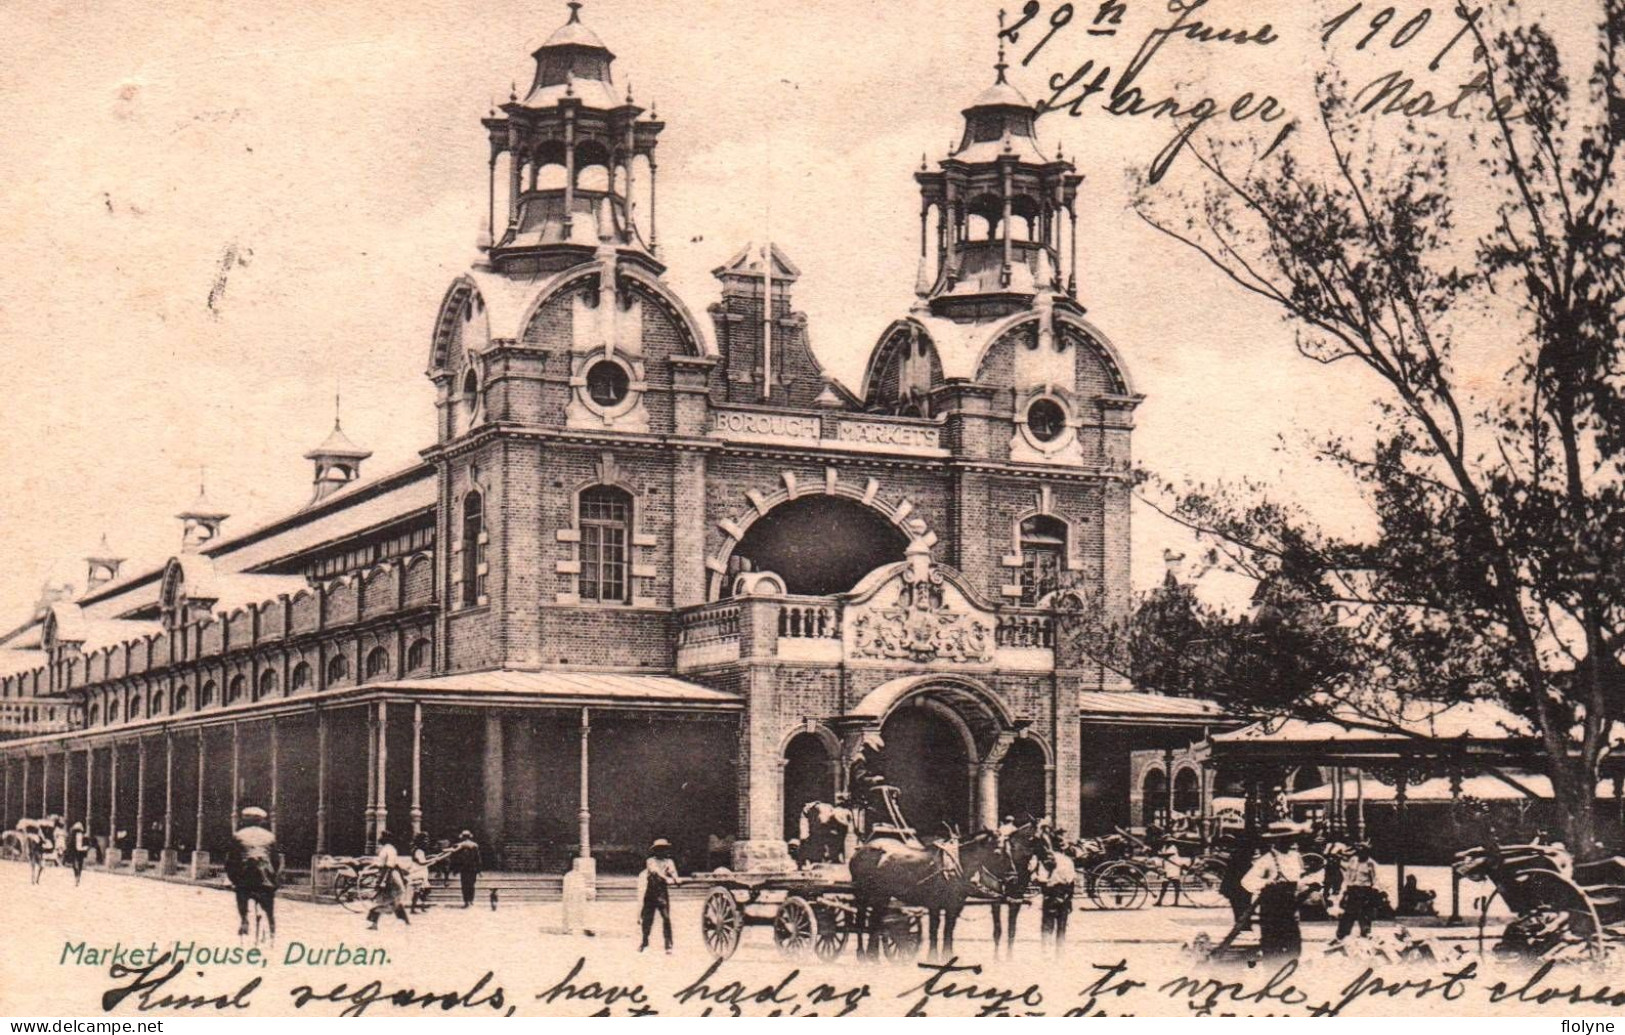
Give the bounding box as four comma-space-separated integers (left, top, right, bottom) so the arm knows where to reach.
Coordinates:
0, 649, 45, 678
370, 670, 741, 707
209, 466, 436, 571
1078, 691, 1226, 719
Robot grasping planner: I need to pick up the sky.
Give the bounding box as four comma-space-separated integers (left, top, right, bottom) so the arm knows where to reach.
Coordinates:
0, 0, 1585, 623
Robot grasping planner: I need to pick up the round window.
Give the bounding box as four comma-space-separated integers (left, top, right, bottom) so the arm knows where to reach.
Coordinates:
586, 360, 631, 407
1026, 398, 1068, 443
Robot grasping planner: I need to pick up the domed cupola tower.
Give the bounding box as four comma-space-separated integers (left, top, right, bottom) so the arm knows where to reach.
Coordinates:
481, 2, 664, 275
915, 42, 1081, 315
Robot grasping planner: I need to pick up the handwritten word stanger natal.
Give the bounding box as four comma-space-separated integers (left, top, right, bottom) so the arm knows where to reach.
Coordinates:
1002, 0, 1515, 182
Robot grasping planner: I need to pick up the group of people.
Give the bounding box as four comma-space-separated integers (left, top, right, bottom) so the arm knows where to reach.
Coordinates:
1217, 820, 1431, 959
365, 829, 484, 929
20, 816, 95, 886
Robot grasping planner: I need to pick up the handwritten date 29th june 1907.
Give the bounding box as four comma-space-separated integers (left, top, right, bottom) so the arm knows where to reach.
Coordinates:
1000, 0, 1522, 182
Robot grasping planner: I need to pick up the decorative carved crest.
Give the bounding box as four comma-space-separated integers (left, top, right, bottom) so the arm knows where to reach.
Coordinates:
850, 556, 993, 664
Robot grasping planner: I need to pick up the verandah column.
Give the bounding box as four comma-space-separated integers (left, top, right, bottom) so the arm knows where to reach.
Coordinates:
229, 722, 240, 832
481, 711, 504, 864
364, 704, 378, 853
374, 701, 389, 847
106, 742, 120, 867
314, 710, 328, 856
269, 719, 280, 835
20, 754, 29, 822
190, 728, 209, 879
410, 703, 423, 836
133, 737, 147, 866
161, 731, 176, 874
83, 747, 92, 838
61, 751, 70, 819
577, 707, 591, 869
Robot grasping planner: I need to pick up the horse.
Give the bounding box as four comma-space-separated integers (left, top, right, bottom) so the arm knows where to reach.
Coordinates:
976, 825, 1043, 959
849, 824, 1043, 961
798, 801, 853, 865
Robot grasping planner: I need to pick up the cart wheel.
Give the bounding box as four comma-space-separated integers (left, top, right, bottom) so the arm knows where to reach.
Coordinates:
879, 912, 922, 961
333, 874, 364, 913
813, 905, 849, 962
702, 888, 744, 960
1091, 861, 1149, 910
773, 896, 819, 959
1181, 861, 1227, 909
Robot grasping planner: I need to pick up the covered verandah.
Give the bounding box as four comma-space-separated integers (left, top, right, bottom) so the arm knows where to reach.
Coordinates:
0, 671, 741, 888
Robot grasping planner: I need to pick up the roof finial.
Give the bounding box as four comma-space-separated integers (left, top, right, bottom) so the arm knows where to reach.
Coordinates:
995, 9, 1009, 84
626, 80, 634, 103
198, 465, 207, 498
510, 81, 518, 102
334, 379, 343, 432
567, 1, 582, 23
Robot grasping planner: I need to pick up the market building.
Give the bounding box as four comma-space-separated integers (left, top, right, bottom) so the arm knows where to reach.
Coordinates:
0, 6, 1221, 883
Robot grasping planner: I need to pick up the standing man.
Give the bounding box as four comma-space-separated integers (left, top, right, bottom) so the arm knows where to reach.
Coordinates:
225, 806, 283, 942
1333, 843, 1381, 943
1241, 821, 1307, 961
451, 830, 483, 909
25, 822, 45, 884
638, 838, 680, 954
1037, 844, 1077, 954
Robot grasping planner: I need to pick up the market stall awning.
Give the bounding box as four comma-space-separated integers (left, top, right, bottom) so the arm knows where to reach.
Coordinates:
1285, 772, 1616, 803
1078, 691, 1232, 726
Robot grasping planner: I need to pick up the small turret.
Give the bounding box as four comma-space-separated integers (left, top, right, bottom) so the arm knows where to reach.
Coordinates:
304, 418, 371, 506
85, 534, 125, 592
176, 477, 229, 553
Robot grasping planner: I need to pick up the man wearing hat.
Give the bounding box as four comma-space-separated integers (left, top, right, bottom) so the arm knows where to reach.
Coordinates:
638, 838, 681, 953
1240, 821, 1308, 960
450, 830, 483, 908
225, 806, 283, 941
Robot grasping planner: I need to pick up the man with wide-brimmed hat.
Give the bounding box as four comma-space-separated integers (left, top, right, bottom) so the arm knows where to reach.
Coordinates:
1241, 820, 1309, 960
226, 806, 282, 940
450, 829, 483, 908
638, 838, 680, 953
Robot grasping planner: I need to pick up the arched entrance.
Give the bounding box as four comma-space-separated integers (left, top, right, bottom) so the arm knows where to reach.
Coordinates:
1173, 767, 1201, 817
875, 704, 971, 840
782, 732, 834, 840
998, 739, 1047, 823
728, 496, 908, 596
1142, 768, 1168, 828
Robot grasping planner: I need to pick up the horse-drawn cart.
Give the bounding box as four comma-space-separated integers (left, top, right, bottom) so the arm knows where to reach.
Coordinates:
694, 868, 925, 962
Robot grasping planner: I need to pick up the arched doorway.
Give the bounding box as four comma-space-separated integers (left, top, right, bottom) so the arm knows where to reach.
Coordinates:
1142, 768, 1168, 828
728, 496, 908, 596
998, 739, 1047, 824
875, 705, 970, 840
1173, 767, 1201, 817
782, 732, 834, 840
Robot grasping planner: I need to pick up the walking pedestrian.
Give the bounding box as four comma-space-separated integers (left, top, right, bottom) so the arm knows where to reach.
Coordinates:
225, 807, 283, 941
26, 822, 45, 884
1037, 845, 1076, 953
1334, 843, 1381, 942
1219, 832, 1257, 931
65, 821, 90, 886
451, 830, 482, 908
1242, 821, 1307, 961
366, 830, 411, 929
638, 838, 680, 953
408, 833, 432, 913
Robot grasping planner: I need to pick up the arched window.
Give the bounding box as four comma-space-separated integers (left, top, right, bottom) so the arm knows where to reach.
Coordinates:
326, 653, 350, 686
406, 639, 431, 673
1018, 515, 1067, 605
200, 681, 216, 708
226, 674, 245, 704
174, 685, 189, 712
128, 694, 142, 720
365, 647, 390, 681
88, 703, 99, 725
461, 366, 481, 428
579, 486, 632, 604
290, 662, 312, 693
150, 688, 164, 717
257, 669, 278, 701
108, 698, 120, 723
461, 491, 486, 607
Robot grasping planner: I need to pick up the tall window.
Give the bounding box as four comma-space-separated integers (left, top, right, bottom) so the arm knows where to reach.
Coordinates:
174, 685, 189, 712
290, 662, 312, 693
1018, 515, 1067, 606
227, 674, 245, 704
461, 491, 486, 607
200, 681, 216, 708
327, 654, 350, 686
365, 647, 390, 681
578, 486, 631, 604
257, 669, 278, 701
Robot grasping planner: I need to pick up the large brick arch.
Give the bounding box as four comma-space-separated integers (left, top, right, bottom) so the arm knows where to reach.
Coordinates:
705, 468, 939, 600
